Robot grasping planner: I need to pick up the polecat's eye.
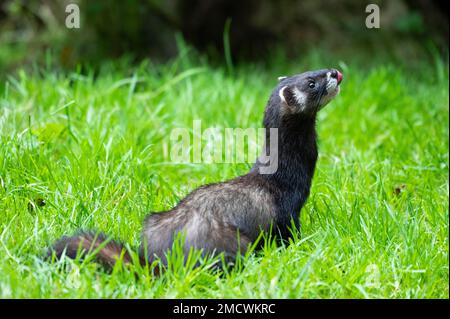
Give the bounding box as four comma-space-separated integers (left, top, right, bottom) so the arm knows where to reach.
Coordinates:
308, 81, 316, 88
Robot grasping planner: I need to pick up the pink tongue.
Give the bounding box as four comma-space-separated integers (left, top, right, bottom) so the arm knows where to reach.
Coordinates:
337, 71, 343, 84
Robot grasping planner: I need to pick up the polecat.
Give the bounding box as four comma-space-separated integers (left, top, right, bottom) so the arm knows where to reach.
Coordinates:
48, 68, 343, 271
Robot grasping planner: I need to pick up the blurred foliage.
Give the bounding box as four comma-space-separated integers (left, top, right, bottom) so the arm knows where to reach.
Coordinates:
0, 0, 448, 72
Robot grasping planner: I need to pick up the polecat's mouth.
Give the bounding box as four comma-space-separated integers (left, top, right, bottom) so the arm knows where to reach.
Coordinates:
327, 69, 343, 95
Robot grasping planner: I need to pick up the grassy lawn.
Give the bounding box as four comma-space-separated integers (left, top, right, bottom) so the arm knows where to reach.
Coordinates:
0, 52, 448, 298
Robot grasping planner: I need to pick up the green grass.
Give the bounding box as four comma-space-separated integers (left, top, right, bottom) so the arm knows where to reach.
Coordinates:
0, 51, 448, 298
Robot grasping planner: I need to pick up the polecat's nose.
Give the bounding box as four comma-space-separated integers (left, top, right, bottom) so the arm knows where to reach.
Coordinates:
330, 69, 343, 84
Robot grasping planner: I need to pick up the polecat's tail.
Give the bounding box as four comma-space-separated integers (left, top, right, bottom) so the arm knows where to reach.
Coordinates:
47, 231, 135, 270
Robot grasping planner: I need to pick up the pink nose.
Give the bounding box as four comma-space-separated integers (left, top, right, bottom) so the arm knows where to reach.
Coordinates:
336, 70, 343, 84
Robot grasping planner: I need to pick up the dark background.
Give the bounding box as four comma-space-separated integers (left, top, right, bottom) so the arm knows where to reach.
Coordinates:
0, 0, 448, 71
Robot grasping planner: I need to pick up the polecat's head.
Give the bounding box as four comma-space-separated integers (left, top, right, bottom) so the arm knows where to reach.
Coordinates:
276, 69, 343, 116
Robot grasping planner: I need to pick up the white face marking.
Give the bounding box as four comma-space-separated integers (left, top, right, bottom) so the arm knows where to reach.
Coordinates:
326, 77, 338, 94
278, 76, 287, 81
293, 87, 307, 110
319, 75, 340, 109
279, 86, 307, 112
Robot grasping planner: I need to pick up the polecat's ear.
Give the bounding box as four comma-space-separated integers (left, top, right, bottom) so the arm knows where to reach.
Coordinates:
278, 76, 287, 81
279, 85, 296, 106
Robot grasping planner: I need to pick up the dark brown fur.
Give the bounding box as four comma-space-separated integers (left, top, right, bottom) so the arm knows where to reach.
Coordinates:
49, 232, 133, 268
